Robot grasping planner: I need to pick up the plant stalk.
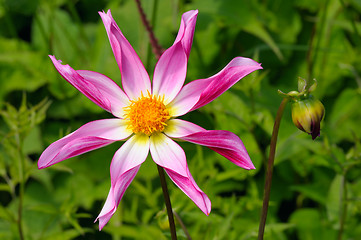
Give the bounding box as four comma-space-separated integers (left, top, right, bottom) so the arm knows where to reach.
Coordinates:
174, 211, 192, 240
338, 172, 347, 240
18, 181, 25, 240
15, 132, 25, 240
258, 98, 288, 240
135, 0, 163, 59
157, 165, 177, 240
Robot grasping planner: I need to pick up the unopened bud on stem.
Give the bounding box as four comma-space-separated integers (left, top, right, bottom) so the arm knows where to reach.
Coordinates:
291, 95, 325, 140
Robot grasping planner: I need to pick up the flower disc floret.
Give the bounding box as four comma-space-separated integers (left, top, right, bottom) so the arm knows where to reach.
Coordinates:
124, 92, 170, 135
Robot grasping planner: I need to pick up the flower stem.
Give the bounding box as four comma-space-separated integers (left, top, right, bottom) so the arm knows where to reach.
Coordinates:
258, 98, 288, 240
174, 211, 192, 240
338, 171, 347, 240
15, 133, 25, 240
157, 165, 177, 240
18, 181, 25, 240
135, 0, 164, 59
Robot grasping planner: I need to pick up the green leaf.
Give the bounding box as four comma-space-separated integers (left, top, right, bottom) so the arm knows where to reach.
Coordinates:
290, 208, 335, 240
0, 183, 11, 192
0, 205, 15, 222
0, 38, 51, 101
4, 0, 39, 15
291, 184, 327, 204
44, 229, 89, 240
327, 89, 361, 142
326, 174, 343, 223
22, 126, 42, 154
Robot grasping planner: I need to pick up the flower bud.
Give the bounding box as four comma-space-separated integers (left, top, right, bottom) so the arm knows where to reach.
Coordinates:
291, 95, 325, 140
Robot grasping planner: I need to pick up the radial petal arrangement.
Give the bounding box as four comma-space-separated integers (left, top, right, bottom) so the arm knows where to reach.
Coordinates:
39, 9, 262, 230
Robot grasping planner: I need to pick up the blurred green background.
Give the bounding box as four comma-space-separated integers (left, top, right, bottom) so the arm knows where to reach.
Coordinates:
1, 0, 361, 239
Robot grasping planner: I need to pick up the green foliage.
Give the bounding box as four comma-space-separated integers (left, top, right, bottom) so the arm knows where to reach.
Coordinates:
1, 0, 361, 239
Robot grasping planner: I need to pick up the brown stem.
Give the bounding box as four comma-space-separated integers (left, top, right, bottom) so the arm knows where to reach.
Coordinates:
174, 211, 192, 240
258, 98, 288, 240
157, 165, 177, 240
135, 0, 164, 59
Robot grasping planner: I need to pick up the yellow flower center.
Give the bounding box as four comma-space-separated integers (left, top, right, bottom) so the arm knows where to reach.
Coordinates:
124, 92, 170, 135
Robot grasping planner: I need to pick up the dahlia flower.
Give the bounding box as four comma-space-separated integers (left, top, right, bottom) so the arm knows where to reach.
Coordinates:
38, 9, 262, 230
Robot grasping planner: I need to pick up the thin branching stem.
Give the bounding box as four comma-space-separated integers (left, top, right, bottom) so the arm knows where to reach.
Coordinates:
135, 0, 164, 59
16, 131, 25, 240
258, 98, 289, 240
157, 165, 177, 240
338, 169, 348, 240
174, 211, 192, 240
18, 182, 25, 240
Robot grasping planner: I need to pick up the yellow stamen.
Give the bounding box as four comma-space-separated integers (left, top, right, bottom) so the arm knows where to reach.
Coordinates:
123, 91, 170, 135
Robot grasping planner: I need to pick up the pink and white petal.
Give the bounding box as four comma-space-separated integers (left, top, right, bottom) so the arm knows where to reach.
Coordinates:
165, 168, 211, 215
174, 10, 198, 58
193, 57, 264, 111
150, 133, 210, 215
152, 42, 187, 105
110, 134, 150, 185
77, 70, 129, 118
180, 130, 255, 170
150, 133, 187, 177
50, 56, 123, 115
166, 77, 210, 117
99, 10, 151, 99
95, 166, 140, 231
38, 119, 132, 169
152, 10, 198, 105
95, 134, 149, 230
168, 57, 262, 116
164, 119, 205, 138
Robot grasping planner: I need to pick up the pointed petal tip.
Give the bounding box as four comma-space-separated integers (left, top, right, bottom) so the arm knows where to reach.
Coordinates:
187, 9, 198, 16
94, 211, 112, 231
94, 217, 104, 231
37, 164, 45, 170
202, 196, 211, 216
202, 202, 211, 216
38, 156, 51, 169
246, 164, 256, 170
98, 9, 110, 14
48, 55, 72, 73
243, 158, 256, 170
240, 157, 256, 170
48, 55, 59, 63
99, 7, 151, 99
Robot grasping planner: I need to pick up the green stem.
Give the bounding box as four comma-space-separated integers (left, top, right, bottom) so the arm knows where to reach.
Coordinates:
18, 181, 25, 240
16, 133, 25, 240
338, 170, 348, 240
174, 211, 192, 240
339, 0, 361, 46
258, 98, 288, 240
157, 165, 177, 240
310, 0, 330, 79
